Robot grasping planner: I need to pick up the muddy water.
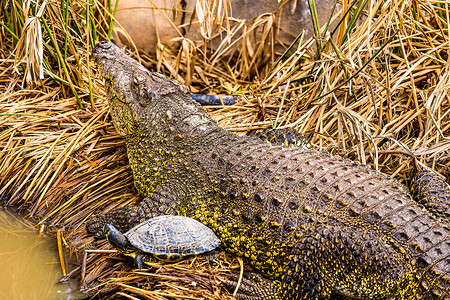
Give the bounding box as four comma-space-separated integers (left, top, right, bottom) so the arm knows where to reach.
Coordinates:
0, 209, 79, 299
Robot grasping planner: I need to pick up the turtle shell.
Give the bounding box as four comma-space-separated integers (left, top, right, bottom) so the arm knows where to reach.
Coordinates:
124, 215, 220, 256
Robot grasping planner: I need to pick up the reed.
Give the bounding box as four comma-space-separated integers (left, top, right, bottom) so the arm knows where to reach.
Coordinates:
1, 0, 449, 298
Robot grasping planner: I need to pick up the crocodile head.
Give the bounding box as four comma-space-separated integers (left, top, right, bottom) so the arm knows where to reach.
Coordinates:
92, 41, 207, 139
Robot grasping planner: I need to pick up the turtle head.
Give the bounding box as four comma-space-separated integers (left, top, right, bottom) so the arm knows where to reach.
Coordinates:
104, 224, 131, 251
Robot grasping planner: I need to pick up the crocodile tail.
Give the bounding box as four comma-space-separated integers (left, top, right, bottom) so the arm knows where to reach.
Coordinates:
394, 204, 450, 299
413, 228, 450, 299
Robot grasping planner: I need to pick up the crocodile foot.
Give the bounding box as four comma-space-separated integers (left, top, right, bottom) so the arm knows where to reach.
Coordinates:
412, 171, 450, 219
255, 128, 311, 148
86, 214, 107, 239
223, 272, 282, 300
86, 207, 142, 239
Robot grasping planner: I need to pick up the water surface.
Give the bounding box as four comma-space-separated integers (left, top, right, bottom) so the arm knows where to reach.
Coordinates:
0, 208, 79, 299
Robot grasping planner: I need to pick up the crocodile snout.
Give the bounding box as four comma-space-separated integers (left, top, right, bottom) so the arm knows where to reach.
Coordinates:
92, 41, 122, 63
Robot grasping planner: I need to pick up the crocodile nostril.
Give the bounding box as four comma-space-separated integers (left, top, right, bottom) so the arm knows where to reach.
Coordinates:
98, 41, 112, 49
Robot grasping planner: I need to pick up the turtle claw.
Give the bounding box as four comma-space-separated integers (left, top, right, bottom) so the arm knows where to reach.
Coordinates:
223, 272, 282, 300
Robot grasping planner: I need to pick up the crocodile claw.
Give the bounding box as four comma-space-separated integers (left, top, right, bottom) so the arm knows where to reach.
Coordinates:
223, 272, 282, 300
86, 214, 107, 239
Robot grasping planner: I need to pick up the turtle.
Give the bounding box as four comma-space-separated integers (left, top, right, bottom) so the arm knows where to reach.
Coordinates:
105, 215, 221, 268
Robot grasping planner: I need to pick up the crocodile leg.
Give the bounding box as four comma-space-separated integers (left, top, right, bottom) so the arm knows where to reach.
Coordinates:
225, 225, 412, 300
287, 226, 412, 299
411, 171, 450, 219
255, 128, 311, 148
86, 207, 141, 239
224, 254, 332, 299
189, 93, 238, 105
86, 184, 181, 238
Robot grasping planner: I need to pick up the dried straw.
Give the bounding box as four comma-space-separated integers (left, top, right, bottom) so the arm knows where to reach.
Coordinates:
1, 0, 449, 298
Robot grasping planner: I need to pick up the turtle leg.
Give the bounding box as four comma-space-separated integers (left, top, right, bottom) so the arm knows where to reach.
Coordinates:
411, 171, 450, 219
135, 254, 144, 269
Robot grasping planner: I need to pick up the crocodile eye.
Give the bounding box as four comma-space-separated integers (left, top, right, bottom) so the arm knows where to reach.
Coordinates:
132, 73, 153, 106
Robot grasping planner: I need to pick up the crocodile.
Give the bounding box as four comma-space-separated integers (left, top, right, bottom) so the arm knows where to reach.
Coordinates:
88, 40, 450, 299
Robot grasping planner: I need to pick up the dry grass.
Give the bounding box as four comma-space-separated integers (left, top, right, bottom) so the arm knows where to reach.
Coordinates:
1, 0, 450, 298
